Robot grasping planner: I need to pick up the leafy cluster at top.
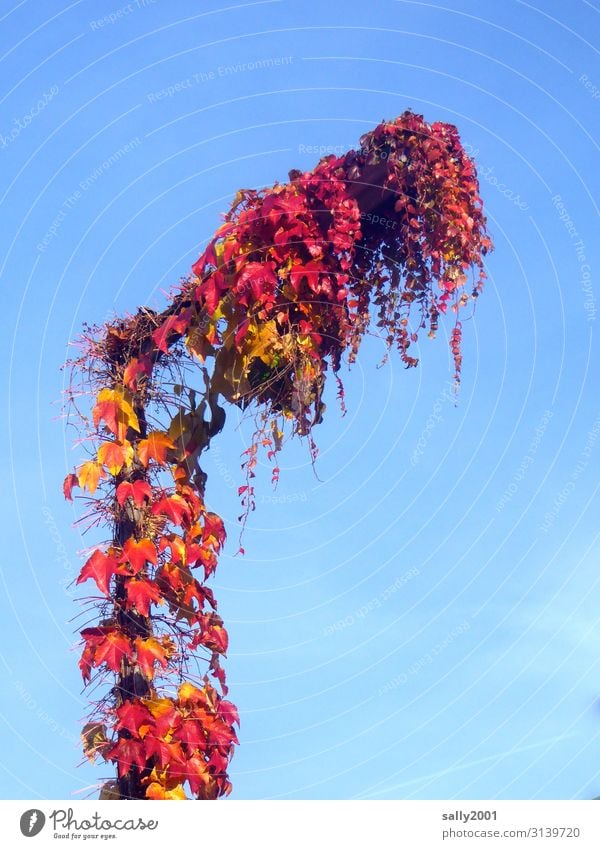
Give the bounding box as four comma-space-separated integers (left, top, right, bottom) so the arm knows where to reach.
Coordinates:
64, 111, 491, 801
174, 111, 490, 431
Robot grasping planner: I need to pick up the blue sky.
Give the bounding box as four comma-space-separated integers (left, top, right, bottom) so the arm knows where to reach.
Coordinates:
0, 0, 599, 801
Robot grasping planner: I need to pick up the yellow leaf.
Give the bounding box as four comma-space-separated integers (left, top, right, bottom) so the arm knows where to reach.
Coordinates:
142, 697, 175, 721
93, 387, 139, 439
77, 461, 105, 494
146, 781, 187, 800
177, 681, 204, 704
242, 319, 280, 365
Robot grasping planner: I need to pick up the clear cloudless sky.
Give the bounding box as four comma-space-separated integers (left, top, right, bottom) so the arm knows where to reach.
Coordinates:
0, 0, 599, 801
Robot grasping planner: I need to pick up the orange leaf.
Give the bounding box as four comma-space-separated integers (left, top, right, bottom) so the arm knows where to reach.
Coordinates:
137, 431, 175, 467
121, 538, 157, 572
158, 533, 186, 564
202, 512, 226, 549
141, 698, 180, 736
134, 637, 168, 678
78, 461, 105, 495
123, 356, 152, 392
180, 754, 214, 797
97, 440, 134, 476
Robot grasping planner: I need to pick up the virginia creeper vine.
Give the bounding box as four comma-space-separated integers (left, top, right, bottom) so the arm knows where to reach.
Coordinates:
63, 111, 492, 800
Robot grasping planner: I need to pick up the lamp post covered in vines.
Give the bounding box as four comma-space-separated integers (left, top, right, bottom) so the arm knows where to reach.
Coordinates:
63, 111, 492, 800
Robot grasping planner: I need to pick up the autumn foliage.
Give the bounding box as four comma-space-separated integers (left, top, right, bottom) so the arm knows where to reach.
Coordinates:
64, 111, 491, 800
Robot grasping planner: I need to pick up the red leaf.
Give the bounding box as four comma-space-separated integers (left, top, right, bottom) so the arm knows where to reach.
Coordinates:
76, 550, 119, 596
152, 309, 192, 354
80, 626, 108, 644
206, 748, 230, 777
125, 579, 162, 616
105, 737, 146, 778
63, 472, 78, 501
115, 700, 153, 737
235, 261, 277, 305
93, 631, 132, 673
197, 272, 227, 315
211, 661, 228, 694
205, 624, 228, 655
144, 737, 186, 770
207, 718, 238, 751
159, 533, 187, 564
191, 616, 228, 655
79, 644, 95, 683
152, 495, 191, 526
218, 700, 240, 727
116, 480, 152, 507
155, 562, 185, 595
196, 546, 218, 579
174, 719, 207, 751
142, 697, 181, 737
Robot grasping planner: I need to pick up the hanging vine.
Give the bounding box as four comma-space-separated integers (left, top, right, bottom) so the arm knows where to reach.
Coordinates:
63, 111, 492, 800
